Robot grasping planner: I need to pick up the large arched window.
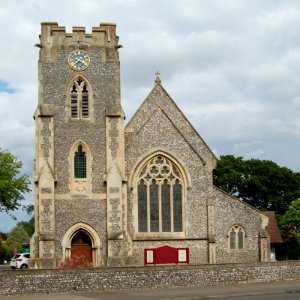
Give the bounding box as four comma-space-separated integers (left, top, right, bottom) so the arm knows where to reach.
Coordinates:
228, 225, 246, 250
137, 155, 183, 233
68, 76, 92, 120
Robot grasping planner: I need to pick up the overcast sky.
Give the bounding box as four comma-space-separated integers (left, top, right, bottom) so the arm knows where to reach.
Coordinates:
1, 0, 300, 232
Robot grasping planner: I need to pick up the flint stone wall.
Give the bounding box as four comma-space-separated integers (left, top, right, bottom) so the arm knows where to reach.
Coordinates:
1, 261, 300, 296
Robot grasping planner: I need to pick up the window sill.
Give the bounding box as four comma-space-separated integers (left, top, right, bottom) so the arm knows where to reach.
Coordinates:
227, 249, 247, 253
133, 232, 185, 240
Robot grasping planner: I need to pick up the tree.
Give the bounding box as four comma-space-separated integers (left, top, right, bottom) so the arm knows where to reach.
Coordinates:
281, 199, 300, 231
213, 155, 300, 215
0, 232, 7, 241
0, 149, 31, 214
6, 225, 30, 251
278, 199, 300, 260
17, 216, 34, 237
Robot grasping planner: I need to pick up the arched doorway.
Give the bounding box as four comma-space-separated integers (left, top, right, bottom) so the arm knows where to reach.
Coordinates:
62, 222, 101, 267
71, 231, 92, 263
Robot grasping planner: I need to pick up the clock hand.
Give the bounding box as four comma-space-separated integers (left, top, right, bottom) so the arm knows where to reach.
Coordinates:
76, 57, 88, 65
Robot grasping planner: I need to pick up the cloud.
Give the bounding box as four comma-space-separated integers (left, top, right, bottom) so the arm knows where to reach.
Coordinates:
1, 0, 300, 232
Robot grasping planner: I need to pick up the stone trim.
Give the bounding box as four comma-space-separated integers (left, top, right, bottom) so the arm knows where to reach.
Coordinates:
227, 224, 248, 253
129, 150, 190, 239
61, 222, 101, 267
68, 140, 92, 195
128, 148, 192, 189
65, 73, 94, 122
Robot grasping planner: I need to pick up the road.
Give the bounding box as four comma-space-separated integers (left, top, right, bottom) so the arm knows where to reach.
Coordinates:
0, 280, 299, 300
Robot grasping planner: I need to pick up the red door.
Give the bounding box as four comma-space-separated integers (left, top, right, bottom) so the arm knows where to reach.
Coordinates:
71, 231, 92, 263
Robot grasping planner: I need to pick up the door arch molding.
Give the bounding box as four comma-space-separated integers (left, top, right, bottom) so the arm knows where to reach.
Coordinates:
62, 222, 101, 267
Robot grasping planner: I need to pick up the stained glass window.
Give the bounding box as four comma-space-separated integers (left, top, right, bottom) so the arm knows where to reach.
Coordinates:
230, 228, 236, 250
150, 180, 159, 232
138, 180, 147, 232
238, 228, 244, 249
228, 225, 245, 250
161, 180, 170, 232
74, 145, 86, 178
173, 180, 182, 232
137, 155, 183, 233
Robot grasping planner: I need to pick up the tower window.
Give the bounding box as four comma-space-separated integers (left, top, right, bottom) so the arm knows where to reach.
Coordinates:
69, 77, 90, 119
71, 85, 78, 118
137, 155, 183, 233
81, 85, 89, 118
74, 145, 86, 178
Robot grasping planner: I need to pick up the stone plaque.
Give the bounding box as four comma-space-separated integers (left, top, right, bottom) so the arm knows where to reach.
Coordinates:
41, 187, 52, 194
109, 187, 119, 193
74, 180, 87, 192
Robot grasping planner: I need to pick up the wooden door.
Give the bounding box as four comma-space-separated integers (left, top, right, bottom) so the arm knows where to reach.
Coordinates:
71, 231, 92, 263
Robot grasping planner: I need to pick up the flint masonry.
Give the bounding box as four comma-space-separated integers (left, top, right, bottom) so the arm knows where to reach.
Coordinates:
30, 22, 270, 268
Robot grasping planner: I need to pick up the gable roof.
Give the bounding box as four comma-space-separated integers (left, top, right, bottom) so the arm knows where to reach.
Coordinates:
125, 78, 217, 164
265, 211, 283, 244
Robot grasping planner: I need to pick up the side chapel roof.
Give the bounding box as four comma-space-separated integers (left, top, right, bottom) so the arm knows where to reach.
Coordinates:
264, 211, 283, 244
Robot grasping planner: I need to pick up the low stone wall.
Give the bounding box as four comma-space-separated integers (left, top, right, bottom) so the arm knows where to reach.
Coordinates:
1, 261, 300, 296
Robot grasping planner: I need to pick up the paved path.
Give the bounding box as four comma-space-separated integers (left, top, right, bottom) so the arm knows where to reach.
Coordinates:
1, 280, 300, 299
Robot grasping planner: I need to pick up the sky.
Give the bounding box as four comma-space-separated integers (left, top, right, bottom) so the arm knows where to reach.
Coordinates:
0, 0, 300, 232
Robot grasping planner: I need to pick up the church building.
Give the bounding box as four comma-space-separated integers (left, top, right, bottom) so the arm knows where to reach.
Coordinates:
31, 22, 271, 268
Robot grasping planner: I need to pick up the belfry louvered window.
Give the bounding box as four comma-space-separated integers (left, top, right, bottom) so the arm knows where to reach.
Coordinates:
74, 145, 86, 178
70, 77, 89, 119
137, 155, 183, 233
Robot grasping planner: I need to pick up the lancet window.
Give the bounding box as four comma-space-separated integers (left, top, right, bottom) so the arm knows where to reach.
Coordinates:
137, 155, 183, 233
69, 77, 90, 119
74, 145, 86, 178
228, 225, 245, 250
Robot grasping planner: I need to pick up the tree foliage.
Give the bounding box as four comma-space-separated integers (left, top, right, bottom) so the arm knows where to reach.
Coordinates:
213, 155, 300, 215
278, 199, 300, 260
280, 198, 300, 232
0, 239, 11, 263
0, 149, 31, 214
6, 225, 30, 251
17, 217, 34, 237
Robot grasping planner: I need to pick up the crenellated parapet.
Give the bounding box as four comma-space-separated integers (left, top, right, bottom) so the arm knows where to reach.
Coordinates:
39, 22, 121, 49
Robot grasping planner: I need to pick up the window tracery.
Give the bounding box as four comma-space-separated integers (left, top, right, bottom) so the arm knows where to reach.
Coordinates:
68, 76, 91, 120
137, 155, 183, 233
228, 225, 246, 250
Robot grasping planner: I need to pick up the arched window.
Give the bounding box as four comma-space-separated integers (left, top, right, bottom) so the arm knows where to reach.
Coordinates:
228, 225, 246, 250
74, 145, 86, 178
69, 141, 92, 194
69, 76, 91, 119
137, 155, 183, 233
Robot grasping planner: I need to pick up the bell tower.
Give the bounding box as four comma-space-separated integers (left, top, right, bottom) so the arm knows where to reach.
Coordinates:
31, 22, 125, 268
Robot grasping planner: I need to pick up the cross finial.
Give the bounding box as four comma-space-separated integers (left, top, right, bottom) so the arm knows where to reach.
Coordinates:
155, 71, 161, 84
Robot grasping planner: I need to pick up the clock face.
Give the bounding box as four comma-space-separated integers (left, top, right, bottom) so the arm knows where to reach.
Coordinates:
68, 50, 90, 71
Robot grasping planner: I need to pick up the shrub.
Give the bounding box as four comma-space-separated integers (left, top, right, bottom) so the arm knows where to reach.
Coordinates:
56, 255, 93, 269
